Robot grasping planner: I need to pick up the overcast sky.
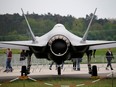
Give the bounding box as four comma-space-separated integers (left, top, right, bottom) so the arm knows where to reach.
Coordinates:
0, 0, 116, 19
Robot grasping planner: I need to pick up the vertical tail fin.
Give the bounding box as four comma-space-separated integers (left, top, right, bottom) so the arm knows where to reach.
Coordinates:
81, 8, 97, 43
21, 8, 36, 42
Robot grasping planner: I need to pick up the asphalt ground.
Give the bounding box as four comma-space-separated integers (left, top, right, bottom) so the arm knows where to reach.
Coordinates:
0, 64, 116, 81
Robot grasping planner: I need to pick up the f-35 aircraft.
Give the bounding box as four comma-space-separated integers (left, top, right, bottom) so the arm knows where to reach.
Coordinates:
0, 8, 116, 75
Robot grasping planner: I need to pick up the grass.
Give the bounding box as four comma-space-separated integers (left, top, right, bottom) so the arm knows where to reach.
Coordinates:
94, 48, 116, 55
0, 49, 21, 54
0, 77, 116, 87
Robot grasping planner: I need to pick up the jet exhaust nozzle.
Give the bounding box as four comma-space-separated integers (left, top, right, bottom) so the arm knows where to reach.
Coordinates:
48, 35, 70, 56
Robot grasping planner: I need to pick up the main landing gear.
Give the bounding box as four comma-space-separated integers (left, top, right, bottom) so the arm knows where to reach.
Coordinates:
86, 50, 98, 77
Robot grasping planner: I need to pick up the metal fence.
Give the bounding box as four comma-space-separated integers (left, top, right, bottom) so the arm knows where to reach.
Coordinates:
0, 54, 51, 68
0, 54, 116, 68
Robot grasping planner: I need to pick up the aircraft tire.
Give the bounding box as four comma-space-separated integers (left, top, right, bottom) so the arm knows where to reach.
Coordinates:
92, 65, 98, 76
58, 66, 61, 75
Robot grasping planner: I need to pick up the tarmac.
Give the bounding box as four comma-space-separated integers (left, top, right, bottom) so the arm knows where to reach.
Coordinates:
0, 64, 116, 80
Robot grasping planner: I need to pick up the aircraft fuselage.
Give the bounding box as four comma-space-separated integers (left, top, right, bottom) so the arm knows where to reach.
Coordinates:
30, 34, 89, 64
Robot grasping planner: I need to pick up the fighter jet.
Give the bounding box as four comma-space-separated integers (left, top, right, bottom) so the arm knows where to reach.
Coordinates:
0, 8, 116, 75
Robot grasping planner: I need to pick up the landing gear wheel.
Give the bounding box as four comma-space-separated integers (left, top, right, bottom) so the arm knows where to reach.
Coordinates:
21, 66, 27, 76
91, 65, 98, 76
57, 66, 61, 75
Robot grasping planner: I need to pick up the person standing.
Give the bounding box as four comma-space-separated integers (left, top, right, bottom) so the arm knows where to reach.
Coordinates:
20, 50, 27, 76
106, 48, 114, 70
76, 58, 82, 71
72, 58, 82, 71
20, 50, 26, 61
49, 61, 55, 70
4, 48, 13, 72
72, 58, 76, 70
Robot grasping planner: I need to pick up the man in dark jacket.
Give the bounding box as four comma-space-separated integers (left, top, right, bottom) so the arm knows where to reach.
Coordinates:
106, 48, 114, 70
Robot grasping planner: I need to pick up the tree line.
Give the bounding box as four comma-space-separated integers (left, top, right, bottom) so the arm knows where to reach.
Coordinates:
0, 13, 116, 41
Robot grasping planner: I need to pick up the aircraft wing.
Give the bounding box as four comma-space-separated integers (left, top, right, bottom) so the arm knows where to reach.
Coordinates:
0, 41, 30, 50
88, 41, 116, 50
0, 36, 49, 48
0, 40, 115, 50
0, 24, 116, 50
71, 39, 116, 49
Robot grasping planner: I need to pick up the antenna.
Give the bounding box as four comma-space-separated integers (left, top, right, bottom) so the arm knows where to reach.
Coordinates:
81, 8, 97, 43
21, 8, 36, 42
